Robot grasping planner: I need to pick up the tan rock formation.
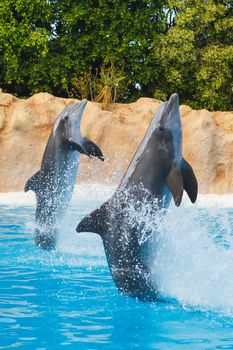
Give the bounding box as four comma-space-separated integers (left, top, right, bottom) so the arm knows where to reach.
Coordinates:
0, 92, 232, 193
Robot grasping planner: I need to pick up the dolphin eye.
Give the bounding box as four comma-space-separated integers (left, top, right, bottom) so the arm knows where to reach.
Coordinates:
158, 126, 164, 132
64, 116, 69, 121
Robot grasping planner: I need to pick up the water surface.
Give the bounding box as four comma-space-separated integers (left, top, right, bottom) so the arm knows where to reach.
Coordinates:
0, 185, 232, 349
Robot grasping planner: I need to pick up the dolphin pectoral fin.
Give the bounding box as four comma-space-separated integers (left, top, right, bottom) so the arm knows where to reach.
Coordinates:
69, 138, 104, 160
68, 140, 85, 153
166, 167, 184, 206
76, 207, 105, 236
24, 171, 41, 193
181, 158, 198, 203
82, 137, 104, 161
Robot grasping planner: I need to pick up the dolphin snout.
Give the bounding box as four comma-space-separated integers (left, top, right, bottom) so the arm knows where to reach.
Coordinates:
167, 93, 179, 116
164, 93, 180, 124
158, 93, 180, 128
71, 99, 88, 117
169, 93, 179, 104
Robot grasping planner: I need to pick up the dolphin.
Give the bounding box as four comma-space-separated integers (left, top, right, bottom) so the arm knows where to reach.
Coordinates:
25, 100, 104, 250
76, 93, 198, 301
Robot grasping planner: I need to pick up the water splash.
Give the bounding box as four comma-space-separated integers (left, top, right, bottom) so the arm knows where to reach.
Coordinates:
154, 201, 233, 313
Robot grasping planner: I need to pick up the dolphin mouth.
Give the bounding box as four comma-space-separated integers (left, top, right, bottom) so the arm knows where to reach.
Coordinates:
75, 99, 88, 113
69, 99, 88, 112
160, 93, 180, 127
64, 100, 104, 161
61, 99, 88, 119
67, 99, 88, 121
65, 100, 88, 151
166, 93, 179, 117
169, 93, 179, 105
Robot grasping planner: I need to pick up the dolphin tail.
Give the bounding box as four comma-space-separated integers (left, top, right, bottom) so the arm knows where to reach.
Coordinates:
76, 205, 107, 237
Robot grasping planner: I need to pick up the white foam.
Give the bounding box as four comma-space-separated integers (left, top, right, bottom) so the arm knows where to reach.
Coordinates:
0, 191, 36, 206
0, 186, 232, 208
153, 203, 233, 313
0, 183, 116, 206
187, 193, 233, 209
70, 183, 116, 204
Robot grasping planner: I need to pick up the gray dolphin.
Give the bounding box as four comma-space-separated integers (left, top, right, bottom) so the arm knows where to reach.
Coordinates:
76, 93, 197, 301
25, 100, 104, 250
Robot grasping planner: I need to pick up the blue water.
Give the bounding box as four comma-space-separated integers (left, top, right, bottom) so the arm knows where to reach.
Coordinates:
0, 186, 233, 349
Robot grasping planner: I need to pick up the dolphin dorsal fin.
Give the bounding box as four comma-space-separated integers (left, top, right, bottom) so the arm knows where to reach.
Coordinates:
24, 171, 41, 193
181, 158, 198, 203
76, 206, 106, 237
166, 166, 184, 206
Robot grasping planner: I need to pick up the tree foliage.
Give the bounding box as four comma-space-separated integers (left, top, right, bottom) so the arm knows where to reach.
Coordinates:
0, 0, 232, 110
153, 0, 233, 110
0, 0, 53, 96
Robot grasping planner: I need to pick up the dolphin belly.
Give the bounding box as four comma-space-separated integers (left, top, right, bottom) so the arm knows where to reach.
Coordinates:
35, 153, 79, 248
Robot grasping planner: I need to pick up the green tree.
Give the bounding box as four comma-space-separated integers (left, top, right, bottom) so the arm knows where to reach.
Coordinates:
0, 0, 232, 110
0, 0, 53, 96
0, 0, 166, 99
153, 0, 233, 110
40, 0, 166, 99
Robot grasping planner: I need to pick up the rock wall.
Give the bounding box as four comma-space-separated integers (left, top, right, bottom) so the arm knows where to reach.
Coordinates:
0, 92, 232, 193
